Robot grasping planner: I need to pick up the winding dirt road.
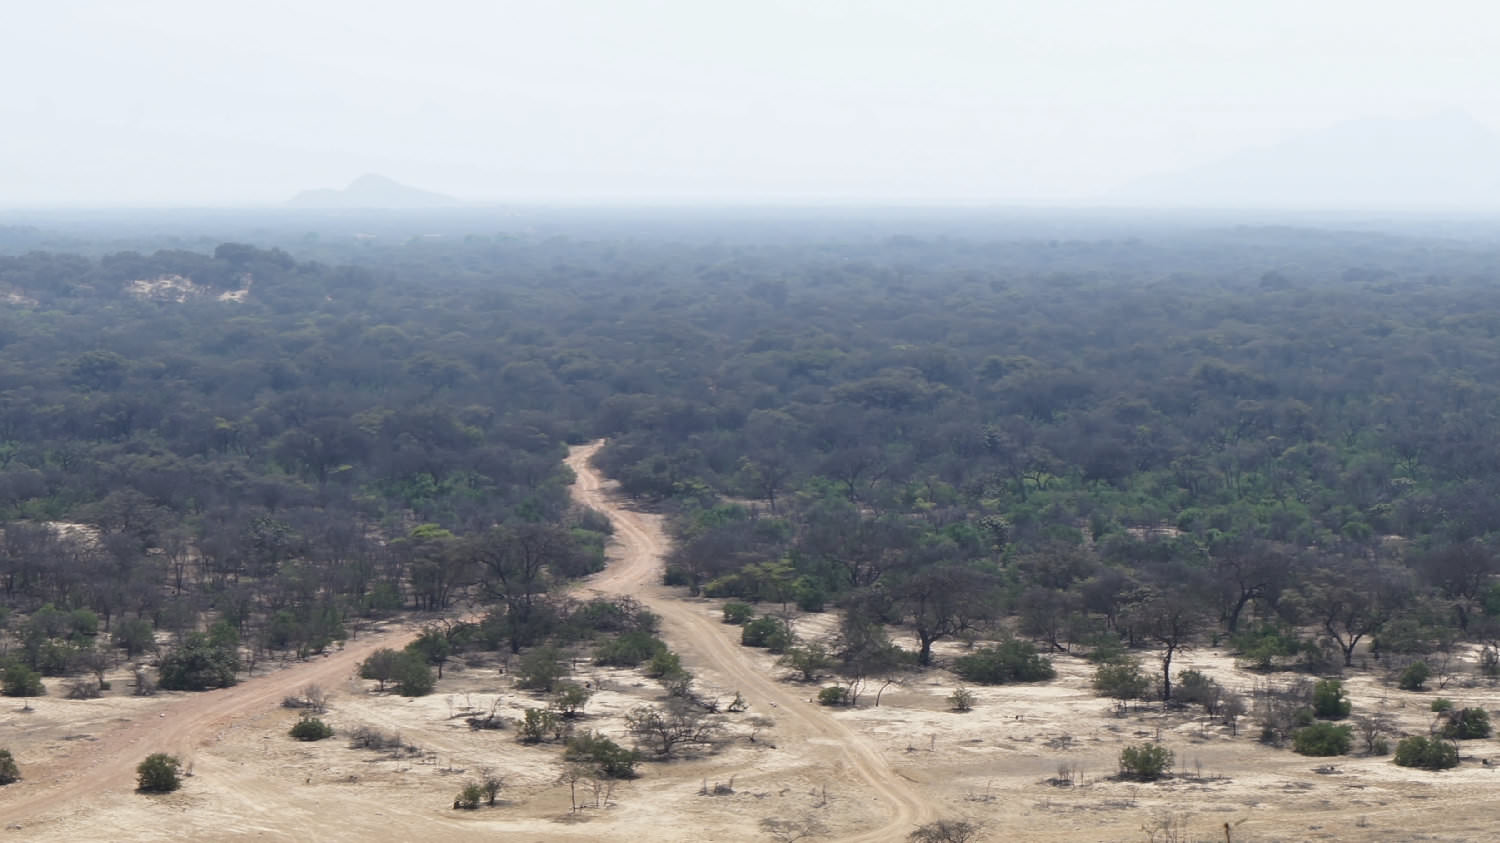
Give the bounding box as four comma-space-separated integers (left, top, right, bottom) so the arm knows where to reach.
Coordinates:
567, 441, 934, 842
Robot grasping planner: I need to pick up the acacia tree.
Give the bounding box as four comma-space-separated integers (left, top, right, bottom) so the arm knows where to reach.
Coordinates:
1292, 562, 1406, 667
1213, 540, 1293, 634
470, 524, 581, 653
1124, 584, 1207, 702
892, 562, 997, 666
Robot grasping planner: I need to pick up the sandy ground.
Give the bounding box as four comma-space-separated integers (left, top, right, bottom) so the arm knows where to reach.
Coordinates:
3, 440, 1500, 841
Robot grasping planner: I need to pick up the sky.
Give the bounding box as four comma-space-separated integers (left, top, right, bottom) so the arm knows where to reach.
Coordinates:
4, 0, 1500, 205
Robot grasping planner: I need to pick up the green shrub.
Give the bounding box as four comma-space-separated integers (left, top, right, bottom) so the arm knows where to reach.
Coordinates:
1118, 743, 1173, 781
289, 716, 334, 741
393, 650, 435, 697
0, 749, 19, 785
645, 649, 685, 680
741, 616, 790, 650
518, 708, 560, 743
1175, 670, 1223, 712
1, 661, 45, 697
454, 781, 484, 809
722, 602, 755, 625
954, 640, 1055, 685
157, 634, 238, 691
564, 730, 642, 778
1398, 661, 1430, 691
593, 630, 666, 667
1292, 722, 1352, 756
1312, 679, 1351, 719
1441, 708, 1492, 740
1393, 735, 1458, 769
515, 646, 568, 691
817, 686, 849, 706
1092, 659, 1150, 705
136, 753, 181, 793
1231, 625, 1304, 671
1431, 697, 1453, 713
551, 683, 593, 718
948, 687, 975, 712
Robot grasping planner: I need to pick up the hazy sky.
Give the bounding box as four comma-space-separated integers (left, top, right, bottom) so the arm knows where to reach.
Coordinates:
5, 0, 1500, 205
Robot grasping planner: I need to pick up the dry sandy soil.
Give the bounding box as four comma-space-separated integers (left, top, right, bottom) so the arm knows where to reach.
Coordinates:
3, 440, 1499, 841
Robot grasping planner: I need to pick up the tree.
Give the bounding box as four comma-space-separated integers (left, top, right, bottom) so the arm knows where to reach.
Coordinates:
909, 820, 981, 843
0, 749, 19, 785
136, 753, 182, 792
1118, 743, 1173, 781
1292, 563, 1403, 667
564, 730, 641, 778
624, 703, 720, 758
1124, 584, 1206, 702
113, 617, 156, 658
471, 524, 583, 653
1292, 722, 1352, 756
1, 661, 45, 697
778, 642, 834, 682
952, 641, 1055, 684
1092, 659, 1150, 711
157, 633, 238, 691
1311, 679, 1351, 719
892, 562, 997, 666
392, 650, 435, 696
1393, 736, 1458, 770
407, 627, 452, 678
359, 648, 401, 691
289, 716, 334, 741
551, 683, 593, 718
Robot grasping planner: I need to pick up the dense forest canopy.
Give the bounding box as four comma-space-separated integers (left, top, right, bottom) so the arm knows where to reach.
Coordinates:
3, 211, 1500, 685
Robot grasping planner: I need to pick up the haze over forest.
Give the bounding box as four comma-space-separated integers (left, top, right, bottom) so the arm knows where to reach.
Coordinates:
5, 1, 1500, 209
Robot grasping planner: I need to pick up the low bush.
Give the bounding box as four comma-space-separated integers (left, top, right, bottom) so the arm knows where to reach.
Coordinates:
593, 630, 667, 667
1118, 743, 1173, 781
454, 781, 484, 809
741, 616, 792, 651
954, 640, 1055, 685
1092, 659, 1150, 706
290, 716, 335, 741
1292, 722, 1352, 756
518, 708, 561, 743
948, 687, 976, 712
136, 753, 181, 793
0, 749, 19, 785
817, 686, 849, 706
1430, 697, 1453, 713
721, 602, 755, 625
1398, 661, 1430, 691
1441, 708, 1492, 740
564, 730, 642, 778
1311, 679, 1351, 720
1175, 670, 1224, 713
1393, 735, 1458, 769
1, 662, 45, 697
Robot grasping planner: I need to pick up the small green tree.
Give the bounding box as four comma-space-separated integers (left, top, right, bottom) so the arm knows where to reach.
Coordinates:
359, 648, 401, 691
1311, 679, 1351, 719
1292, 722, 1353, 756
393, 651, 435, 697
948, 687, 976, 712
551, 683, 593, 718
1092, 659, 1150, 711
953, 640, 1055, 684
454, 781, 484, 809
114, 618, 156, 659
564, 730, 641, 778
1393, 736, 1459, 769
407, 628, 452, 678
722, 602, 755, 625
158, 634, 238, 691
741, 616, 790, 649
1398, 661, 1430, 691
1441, 708, 1492, 740
136, 753, 181, 793
289, 716, 335, 741
0, 749, 19, 785
817, 686, 849, 706
778, 642, 834, 682
518, 708, 560, 743
516, 646, 568, 691
1430, 697, 1453, 713
1118, 743, 1173, 781
1, 661, 45, 697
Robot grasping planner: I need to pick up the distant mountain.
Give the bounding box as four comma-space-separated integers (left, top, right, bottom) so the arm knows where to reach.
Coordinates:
1114, 110, 1500, 210
288, 174, 460, 209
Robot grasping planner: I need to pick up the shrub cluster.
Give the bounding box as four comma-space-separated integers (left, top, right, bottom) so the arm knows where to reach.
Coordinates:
953, 640, 1055, 685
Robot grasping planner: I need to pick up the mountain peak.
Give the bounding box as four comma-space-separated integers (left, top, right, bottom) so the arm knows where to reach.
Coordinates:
288, 174, 460, 209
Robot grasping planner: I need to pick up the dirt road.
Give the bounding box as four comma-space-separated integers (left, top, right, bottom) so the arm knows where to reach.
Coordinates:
566, 441, 934, 842
0, 621, 419, 827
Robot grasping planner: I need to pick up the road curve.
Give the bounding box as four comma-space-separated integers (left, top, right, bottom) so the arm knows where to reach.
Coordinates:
567, 440, 934, 842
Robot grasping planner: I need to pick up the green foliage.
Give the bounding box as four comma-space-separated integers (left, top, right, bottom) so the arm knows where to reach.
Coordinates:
1431, 697, 1453, 713
817, 686, 849, 706
953, 640, 1055, 685
136, 753, 182, 793
1292, 722, 1353, 756
778, 642, 834, 682
1232, 625, 1304, 671
0, 749, 18, 785
515, 646, 568, 691
1399, 661, 1430, 691
1311, 679, 1351, 720
1174, 670, 1223, 712
454, 781, 484, 809
1, 661, 45, 697
564, 730, 642, 778
518, 708, 561, 743
593, 630, 666, 667
741, 616, 793, 652
392, 650, 435, 696
1118, 743, 1173, 781
157, 633, 239, 691
359, 648, 401, 691
1092, 658, 1151, 704
289, 716, 334, 741
721, 602, 755, 625
1393, 736, 1459, 770
114, 618, 156, 658
948, 687, 976, 712
551, 682, 593, 718
1441, 708, 1492, 740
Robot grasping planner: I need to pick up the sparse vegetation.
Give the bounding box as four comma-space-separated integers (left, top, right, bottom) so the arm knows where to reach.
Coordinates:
909, 819, 982, 842
948, 687, 976, 712
1118, 743, 1173, 781
952, 640, 1054, 685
